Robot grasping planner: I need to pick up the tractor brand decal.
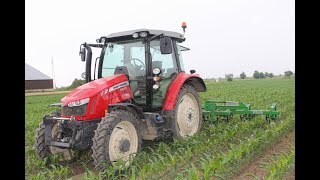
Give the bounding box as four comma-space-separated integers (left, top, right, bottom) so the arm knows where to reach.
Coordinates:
120, 87, 128, 91
101, 88, 109, 96
109, 81, 129, 92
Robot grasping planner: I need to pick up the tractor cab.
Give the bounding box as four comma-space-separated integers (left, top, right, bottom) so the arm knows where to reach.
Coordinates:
80, 29, 189, 111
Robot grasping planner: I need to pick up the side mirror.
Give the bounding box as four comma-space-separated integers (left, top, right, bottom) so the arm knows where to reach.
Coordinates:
160, 36, 172, 54
190, 70, 196, 74
80, 47, 86, 62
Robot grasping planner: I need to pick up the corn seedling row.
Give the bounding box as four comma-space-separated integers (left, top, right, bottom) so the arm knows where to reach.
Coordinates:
174, 117, 294, 179
260, 147, 295, 180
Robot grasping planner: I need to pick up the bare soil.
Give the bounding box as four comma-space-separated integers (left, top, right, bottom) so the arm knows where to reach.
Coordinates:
69, 160, 95, 180
234, 130, 295, 180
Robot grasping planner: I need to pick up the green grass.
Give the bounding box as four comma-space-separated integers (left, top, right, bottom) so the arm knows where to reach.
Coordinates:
25, 77, 295, 179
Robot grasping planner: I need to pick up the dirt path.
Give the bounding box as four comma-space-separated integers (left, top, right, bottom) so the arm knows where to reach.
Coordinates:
234, 130, 295, 180
25, 91, 70, 96
69, 160, 96, 180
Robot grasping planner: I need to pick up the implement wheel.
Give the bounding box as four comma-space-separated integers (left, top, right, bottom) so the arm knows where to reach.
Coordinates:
91, 110, 142, 170
172, 85, 203, 138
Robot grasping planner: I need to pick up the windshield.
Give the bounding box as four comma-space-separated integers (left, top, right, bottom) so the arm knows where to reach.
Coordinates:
101, 40, 145, 80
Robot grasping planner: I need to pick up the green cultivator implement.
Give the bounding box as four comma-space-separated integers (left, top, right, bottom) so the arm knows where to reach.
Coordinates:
202, 98, 280, 123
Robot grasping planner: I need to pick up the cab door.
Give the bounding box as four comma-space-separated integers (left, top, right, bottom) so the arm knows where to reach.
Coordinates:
149, 40, 179, 108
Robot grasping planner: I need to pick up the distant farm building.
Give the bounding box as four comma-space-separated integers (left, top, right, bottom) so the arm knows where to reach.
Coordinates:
25, 63, 53, 90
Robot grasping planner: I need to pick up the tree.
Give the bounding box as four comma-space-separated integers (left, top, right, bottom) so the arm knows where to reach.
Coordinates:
284, 71, 293, 77
225, 74, 233, 81
253, 71, 260, 79
264, 72, 269, 78
268, 73, 274, 78
240, 72, 246, 79
70, 78, 86, 88
259, 72, 265, 78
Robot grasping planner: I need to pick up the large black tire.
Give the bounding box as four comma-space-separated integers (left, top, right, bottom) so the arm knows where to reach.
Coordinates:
34, 120, 73, 161
34, 122, 50, 159
91, 110, 143, 171
171, 84, 203, 138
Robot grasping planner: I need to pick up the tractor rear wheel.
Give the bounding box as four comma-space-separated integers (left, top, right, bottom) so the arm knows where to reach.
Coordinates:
172, 85, 203, 138
91, 110, 142, 170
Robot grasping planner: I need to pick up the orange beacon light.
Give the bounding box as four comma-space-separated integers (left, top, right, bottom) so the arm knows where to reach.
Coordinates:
181, 22, 187, 33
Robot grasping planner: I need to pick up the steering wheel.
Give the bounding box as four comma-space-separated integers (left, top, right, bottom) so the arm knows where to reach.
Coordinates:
130, 58, 145, 70
130, 58, 144, 67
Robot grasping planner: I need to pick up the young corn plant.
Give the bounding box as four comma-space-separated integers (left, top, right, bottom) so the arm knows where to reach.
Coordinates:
261, 147, 295, 179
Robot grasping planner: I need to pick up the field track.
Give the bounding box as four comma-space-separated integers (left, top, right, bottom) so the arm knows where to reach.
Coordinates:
25, 91, 71, 96
234, 130, 295, 179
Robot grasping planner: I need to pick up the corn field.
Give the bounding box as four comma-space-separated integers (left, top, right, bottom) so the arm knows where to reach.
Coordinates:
25, 77, 295, 179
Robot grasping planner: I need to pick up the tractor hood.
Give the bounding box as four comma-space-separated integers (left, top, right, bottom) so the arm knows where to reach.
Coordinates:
61, 74, 128, 105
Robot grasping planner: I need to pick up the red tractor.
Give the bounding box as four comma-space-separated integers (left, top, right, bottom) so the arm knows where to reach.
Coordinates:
35, 28, 206, 170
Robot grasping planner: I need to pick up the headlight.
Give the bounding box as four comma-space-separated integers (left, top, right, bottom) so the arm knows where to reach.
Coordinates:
153, 82, 160, 89
153, 67, 161, 75
68, 98, 90, 107
132, 33, 139, 38
139, 32, 148, 37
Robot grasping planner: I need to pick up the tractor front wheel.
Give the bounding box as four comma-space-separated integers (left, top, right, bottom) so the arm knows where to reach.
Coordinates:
91, 110, 142, 170
34, 122, 73, 161
34, 122, 50, 159
172, 85, 203, 138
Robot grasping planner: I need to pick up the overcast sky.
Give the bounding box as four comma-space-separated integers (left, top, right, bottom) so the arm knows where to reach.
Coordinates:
25, 0, 294, 87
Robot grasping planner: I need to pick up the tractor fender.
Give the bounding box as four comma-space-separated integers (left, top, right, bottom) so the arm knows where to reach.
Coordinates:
163, 72, 206, 111
108, 103, 145, 119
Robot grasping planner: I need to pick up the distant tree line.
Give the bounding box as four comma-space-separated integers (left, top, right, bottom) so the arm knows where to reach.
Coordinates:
56, 78, 86, 91
70, 78, 86, 88
61, 70, 295, 89
224, 70, 294, 81
284, 71, 294, 77
253, 71, 274, 79
225, 74, 233, 81
240, 72, 246, 79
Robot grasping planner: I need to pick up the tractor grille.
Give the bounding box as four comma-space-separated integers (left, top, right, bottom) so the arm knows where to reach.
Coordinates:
61, 104, 88, 116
